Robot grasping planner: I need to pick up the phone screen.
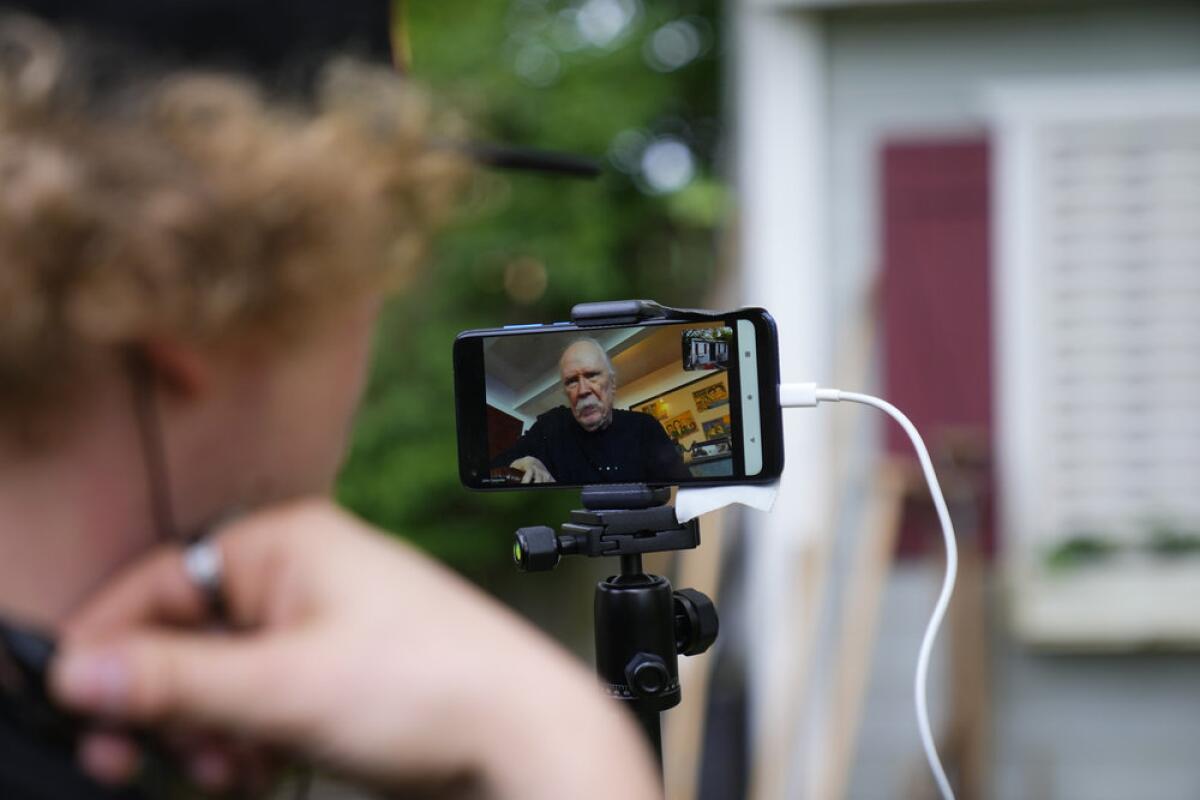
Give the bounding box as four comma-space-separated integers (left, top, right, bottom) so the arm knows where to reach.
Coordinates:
454, 311, 782, 489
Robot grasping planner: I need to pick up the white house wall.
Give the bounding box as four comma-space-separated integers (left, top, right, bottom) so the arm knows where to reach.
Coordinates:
733, 1, 1200, 798
733, 6, 833, 800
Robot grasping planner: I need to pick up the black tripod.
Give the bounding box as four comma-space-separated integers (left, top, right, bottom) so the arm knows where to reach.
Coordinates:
513, 483, 718, 765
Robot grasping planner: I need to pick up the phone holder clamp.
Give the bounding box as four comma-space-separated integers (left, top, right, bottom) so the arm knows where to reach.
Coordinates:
569, 299, 716, 328
514, 490, 700, 569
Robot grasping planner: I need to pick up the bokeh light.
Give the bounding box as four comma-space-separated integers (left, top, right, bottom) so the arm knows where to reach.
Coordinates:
640, 136, 696, 194
644, 19, 703, 72
504, 256, 549, 304
512, 41, 561, 86
575, 0, 642, 49
608, 128, 650, 173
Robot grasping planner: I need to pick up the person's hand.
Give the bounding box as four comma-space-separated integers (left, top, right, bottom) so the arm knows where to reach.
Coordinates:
50, 499, 659, 799
509, 456, 555, 484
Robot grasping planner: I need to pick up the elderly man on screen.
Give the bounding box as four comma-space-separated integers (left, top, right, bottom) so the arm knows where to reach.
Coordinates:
495, 338, 690, 485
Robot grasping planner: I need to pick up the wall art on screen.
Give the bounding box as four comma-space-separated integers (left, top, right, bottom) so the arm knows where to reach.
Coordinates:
634, 398, 670, 422
666, 411, 698, 440
702, 415, 731, 440
693, 381, 729, 412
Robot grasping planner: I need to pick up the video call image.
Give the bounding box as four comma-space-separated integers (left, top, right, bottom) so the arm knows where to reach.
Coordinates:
483, 323, 736, 485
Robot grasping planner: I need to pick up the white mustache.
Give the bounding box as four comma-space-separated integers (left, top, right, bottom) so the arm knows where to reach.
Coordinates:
575, 396, 603, 414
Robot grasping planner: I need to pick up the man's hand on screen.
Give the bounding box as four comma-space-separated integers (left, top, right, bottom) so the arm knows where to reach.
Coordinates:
510, 456, 554, 484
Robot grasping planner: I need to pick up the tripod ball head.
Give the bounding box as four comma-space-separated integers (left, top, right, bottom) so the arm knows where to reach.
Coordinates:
514, 526, 560, 572
673, 588, 719, 656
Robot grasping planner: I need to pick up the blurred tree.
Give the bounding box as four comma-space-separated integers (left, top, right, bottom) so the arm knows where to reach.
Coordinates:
337, 0, 726, 576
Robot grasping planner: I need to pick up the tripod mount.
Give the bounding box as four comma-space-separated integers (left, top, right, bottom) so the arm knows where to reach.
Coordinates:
513, 484, 719, 764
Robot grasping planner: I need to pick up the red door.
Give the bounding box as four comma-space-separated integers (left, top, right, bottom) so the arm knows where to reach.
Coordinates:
881, 137, 996, 556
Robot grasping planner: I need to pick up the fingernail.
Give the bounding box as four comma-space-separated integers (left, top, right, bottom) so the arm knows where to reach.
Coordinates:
79, 735, 140, 785
190, 751, 232, 789
55, 649, 131, 713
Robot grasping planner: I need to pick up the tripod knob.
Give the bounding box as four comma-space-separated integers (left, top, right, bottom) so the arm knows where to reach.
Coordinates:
513, 526, 560, 572
673, 588, 719, 656
624, 653, 672, 698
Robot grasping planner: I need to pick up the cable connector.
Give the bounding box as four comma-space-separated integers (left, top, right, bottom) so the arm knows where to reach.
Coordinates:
779, 382, 817, 407
779, 382, 842, 407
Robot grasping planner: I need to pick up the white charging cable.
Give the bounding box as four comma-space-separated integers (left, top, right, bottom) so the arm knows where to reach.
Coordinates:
780, 382, 958, 800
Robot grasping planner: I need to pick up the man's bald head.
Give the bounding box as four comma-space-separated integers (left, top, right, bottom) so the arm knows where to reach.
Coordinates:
559, 338, 616, 432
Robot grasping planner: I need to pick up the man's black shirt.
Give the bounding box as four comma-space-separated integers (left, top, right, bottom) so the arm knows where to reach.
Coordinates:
494, 406, 690, 484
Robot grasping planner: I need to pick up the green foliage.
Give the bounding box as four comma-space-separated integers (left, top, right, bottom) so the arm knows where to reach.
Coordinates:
1042, 524, 1200, 573
337, 0, 724, 572
1043, 535, 1118, 572
1146, 525, 1200, 557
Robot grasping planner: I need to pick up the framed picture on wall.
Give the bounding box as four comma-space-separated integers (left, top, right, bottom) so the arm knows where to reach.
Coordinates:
693, 381, 729, 412
667, 411, 697, 439
634, 399, 670, 421
702, 415, 731, 440
628, 370, 729, 435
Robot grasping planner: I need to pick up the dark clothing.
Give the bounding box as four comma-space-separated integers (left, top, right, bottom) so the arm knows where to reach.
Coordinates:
0, 618, 164, 799
495, 406, 690, 485
0, 702, 150, 800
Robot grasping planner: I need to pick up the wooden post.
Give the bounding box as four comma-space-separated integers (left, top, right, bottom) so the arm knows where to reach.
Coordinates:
663, 508, 728, 800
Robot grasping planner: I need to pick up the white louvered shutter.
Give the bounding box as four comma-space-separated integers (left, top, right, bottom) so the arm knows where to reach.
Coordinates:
992, 79, 1200, 647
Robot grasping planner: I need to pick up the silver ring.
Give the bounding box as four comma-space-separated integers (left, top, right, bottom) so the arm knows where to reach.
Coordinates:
182, 537, 225, 613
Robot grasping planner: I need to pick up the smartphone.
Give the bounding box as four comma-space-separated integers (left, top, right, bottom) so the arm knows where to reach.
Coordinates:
453, 307, 783, 489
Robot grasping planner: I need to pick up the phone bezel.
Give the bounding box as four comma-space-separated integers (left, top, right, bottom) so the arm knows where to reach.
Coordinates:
453, 308, 783, 490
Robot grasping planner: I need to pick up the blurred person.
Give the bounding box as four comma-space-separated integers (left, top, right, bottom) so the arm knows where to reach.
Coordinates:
496, 338, 688, 484
0, 11, 660, 800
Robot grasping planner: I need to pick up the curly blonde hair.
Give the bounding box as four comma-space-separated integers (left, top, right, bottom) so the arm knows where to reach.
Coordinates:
0, 13, 466, 427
